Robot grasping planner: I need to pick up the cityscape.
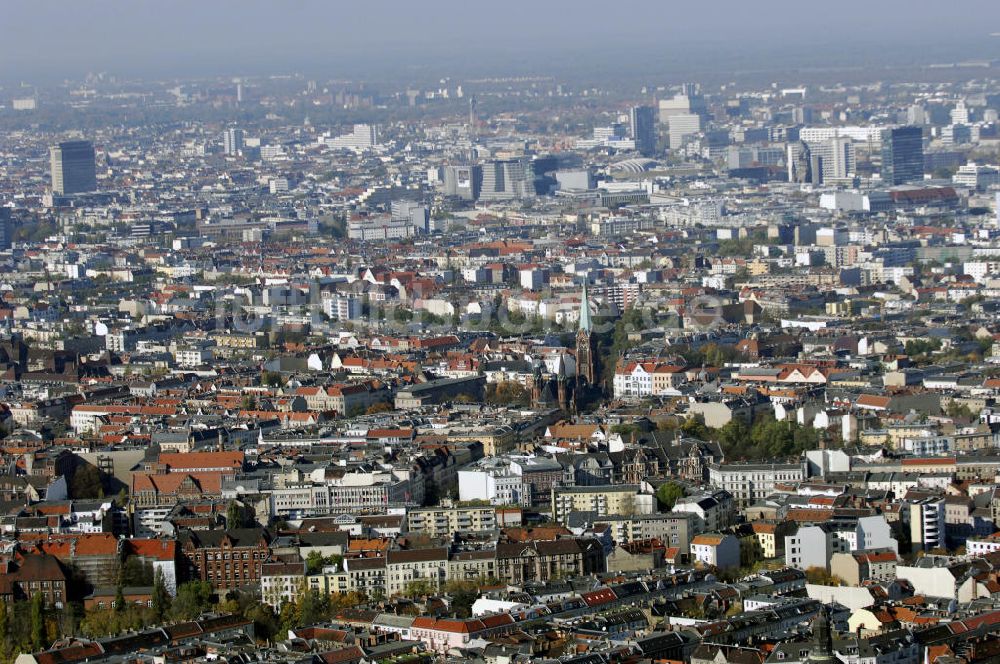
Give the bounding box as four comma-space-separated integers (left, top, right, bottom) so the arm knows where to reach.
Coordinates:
4, 2, 1000, 664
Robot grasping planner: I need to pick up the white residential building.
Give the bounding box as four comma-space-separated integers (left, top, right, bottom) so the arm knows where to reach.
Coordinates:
708, 462, 806, 506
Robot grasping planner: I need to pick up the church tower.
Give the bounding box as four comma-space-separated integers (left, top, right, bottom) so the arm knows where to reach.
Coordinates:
576, 281, 596, 386
806, 606, 843, 664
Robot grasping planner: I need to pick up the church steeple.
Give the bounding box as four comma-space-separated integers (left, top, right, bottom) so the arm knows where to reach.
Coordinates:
807, 606, 842, 664
579, 280, 593, 334
576, 281, 596, 386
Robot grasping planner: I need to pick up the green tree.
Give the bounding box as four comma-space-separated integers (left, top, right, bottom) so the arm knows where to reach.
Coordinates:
120, 556, 154, 586
80, 608, 115, 638
171, 581, 213, 621
904, 338, 942, 358
945, 401, 976, 419
114, 585, 127, 613
804, 567, 844, 586
611, 422, 645, 438
297, 589, 327, 627
278, 600, 298, 636
151, 569, 171, 622
442, 578, 486, 618
56, 601, 78, 641
226, 501, 243, 528
656, 482, 685, 511
485, 381, 531, 407
402, 578, 436, 598
30, 593, 45, 651
0, 598, 9, 661
262, 371, 284, 387
717, 237, 754, 257
68, 463, 105, 499
680, 415, 711, 441
328, 590, 367, 613
716, 418, 750, 452
245, 603, 280, 642
305, 550, 325, 575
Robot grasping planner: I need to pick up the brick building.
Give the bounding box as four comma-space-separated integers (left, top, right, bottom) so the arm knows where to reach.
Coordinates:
178, 528, 271, 590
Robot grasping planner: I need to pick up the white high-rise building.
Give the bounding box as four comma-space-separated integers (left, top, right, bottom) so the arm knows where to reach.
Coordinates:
260, 145, 285, 161
324, 124, 379, 152
953, 162, 1000, 191
322, 294, 363, 321
658, 88, 706, 123
668, 113, 701, 150
906, 105, 926, 125
804, 136, 855, 182
798, 126, 882, 143
951, 100, 970, 126
223, 128, 244, 156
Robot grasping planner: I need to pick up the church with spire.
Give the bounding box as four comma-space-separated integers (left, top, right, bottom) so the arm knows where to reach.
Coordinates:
806, 605, 844, 664
525, 281, 598, 413
576, 281, 596, 387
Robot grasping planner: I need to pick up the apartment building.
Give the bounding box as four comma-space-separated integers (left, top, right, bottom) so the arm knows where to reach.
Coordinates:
551, 485, 656, 523
406, 506, 498, 537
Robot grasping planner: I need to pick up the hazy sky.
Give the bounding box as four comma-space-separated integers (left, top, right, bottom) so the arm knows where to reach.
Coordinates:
3, 0, 999, 82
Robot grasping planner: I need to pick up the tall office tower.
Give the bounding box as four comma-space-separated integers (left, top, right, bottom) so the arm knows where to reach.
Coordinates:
480, 161, 505, 200
881, 126, 924, 186
479, 158, 534, 201
801, 136, 855, 182
951, 100, 970, 125
728, 147, 754, 170
50, 140, 97, 195
941, 124, 972, 146
391, 200, 431, 233
629, 105, 657, 157
906, 105, 927, 126
658, 86, 707, 124
826, 136, 855, 180
223, 128, 244, 156
442, 164, 483, 201
593, 124, 627, 142
0, 208, 11, 250
791, 107, 814, 124
668, 113, 701, 150
469, 96, 478, 136
505, 159, 535, 200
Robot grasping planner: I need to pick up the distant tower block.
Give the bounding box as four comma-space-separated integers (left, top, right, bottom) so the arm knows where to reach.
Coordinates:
469, 96, 478, 136
50, 140, 97, 195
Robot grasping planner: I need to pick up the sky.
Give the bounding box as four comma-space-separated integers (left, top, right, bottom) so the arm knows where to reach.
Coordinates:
2, 0, 999, 82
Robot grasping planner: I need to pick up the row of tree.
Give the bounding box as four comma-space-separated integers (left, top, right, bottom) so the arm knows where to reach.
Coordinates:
0, 572, 216, 662
674, 411, 823, 461
713, 413, 822, 460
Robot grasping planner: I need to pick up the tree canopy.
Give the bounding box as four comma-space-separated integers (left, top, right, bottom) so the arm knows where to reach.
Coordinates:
656, 482, 685, 510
